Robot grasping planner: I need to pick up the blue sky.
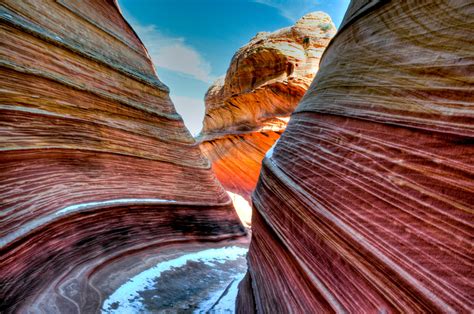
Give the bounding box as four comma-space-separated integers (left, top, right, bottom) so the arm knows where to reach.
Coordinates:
119, 0, 351, 135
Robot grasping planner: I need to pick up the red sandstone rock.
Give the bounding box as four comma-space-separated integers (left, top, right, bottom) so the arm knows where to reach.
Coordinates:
198, 12, 336, 207
0, 1, 244, 312
237, 1, 474, 312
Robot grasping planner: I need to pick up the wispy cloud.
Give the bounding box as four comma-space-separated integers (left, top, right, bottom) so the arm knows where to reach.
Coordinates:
127, 19, 215, 83
169, 95, 205, 135
253, 0, 320, 21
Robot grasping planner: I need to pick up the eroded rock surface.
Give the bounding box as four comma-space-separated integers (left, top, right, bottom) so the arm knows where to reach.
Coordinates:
198, 12, 336, 208
237, 1, 474, 312
0, 1, 244, 312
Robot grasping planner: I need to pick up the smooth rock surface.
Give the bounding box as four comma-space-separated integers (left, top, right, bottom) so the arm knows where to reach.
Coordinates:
0, 1, 245, 312
237, 1, 474, 312
198, 12, 336, 204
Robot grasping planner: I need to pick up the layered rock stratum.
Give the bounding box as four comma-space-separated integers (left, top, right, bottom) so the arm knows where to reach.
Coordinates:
198, 12, 336, 215
237, 0, 474, 312
0, 1, 245, 312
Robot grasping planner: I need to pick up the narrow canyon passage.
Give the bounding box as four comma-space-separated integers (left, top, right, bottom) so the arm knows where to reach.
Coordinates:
1, 0, 473, 313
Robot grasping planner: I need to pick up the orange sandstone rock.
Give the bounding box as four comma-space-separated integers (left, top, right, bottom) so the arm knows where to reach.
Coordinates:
237, 1, 474, 312
198, 12, 336, 207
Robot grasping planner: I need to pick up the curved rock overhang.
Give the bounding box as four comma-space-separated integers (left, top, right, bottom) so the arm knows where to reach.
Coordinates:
237, 0, 474, 312
0, 1, 245, 312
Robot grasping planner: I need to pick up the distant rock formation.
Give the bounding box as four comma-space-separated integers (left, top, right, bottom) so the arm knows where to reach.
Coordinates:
237, 1, 474, 312
0, 1, 244, 312
198, 12, 336, 211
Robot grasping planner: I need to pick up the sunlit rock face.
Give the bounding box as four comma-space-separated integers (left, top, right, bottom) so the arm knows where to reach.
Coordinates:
238, 1, 474, 312
198, 12, 336, 207
0, 1, 245, 312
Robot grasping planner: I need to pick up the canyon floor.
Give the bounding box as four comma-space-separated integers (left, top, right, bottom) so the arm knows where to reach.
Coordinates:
100, 243, 249, 313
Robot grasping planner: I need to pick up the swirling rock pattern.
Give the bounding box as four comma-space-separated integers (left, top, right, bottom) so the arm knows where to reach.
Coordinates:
198, 12, 336, 202
238, 1, 474, 312
0, 1, 244, 312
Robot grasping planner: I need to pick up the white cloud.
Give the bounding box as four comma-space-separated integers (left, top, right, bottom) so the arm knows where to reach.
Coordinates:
129, 21, 215, 83
253, 0, 320, 21
170, 95, 205, 136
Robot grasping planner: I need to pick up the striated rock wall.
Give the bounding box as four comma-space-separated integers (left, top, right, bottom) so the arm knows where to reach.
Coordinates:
198, 12, 336, 207
0, 1, 244, 312
238, 1, 474, 312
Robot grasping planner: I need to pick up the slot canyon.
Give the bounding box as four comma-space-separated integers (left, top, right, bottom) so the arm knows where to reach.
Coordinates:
1, 0, 473, 313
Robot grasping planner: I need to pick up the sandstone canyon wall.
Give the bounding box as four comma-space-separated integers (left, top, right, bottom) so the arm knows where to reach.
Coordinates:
198, 12, 336, 210
238, 1, 473, 312
0, 1, 245, 312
